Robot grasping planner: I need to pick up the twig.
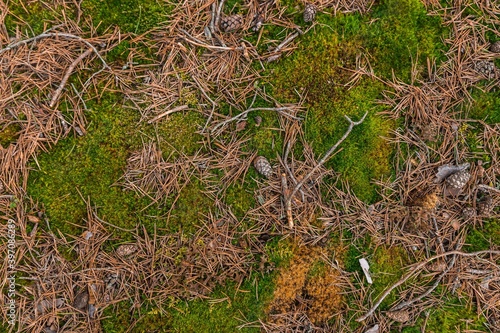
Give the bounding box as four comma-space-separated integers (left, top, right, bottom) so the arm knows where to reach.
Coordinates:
147, 105, 189, 123
179, 28, 241, 51
356, 249, 500, 322
280, 173, 293, 228
209, 2, 216, 35
477, 184, 500, 194
285, 112, 368, 228
50, 48, 93, 108
267, 32, 300, 62
212, 107, 302, 133
215, 0, 226, 30
391, 240, 462, 311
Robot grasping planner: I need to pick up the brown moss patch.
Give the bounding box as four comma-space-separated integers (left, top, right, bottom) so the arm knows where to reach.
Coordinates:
268, 245, 343, 325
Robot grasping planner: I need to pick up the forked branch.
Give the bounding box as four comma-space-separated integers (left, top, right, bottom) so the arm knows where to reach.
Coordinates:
356, 250, 500, 322
284, 111, 368, 228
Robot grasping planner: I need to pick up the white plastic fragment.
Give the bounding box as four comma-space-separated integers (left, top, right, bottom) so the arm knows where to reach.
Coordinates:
364, 324, 379, 333
359, 258, 373, 284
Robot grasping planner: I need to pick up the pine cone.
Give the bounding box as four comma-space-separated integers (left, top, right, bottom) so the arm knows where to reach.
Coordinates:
462, 206, 476, 221
254, 156, 273, 178
474, 60, 497, 79
254, 116, 262, 126
490, 41, 500, 53
445, 170, 470, 193
220, 15, 243, 32
477, 195, 494, 216
73, 290, 89, 310
303, 3, 317, 22
386, 310, 410, 323
115, 244, 138, 257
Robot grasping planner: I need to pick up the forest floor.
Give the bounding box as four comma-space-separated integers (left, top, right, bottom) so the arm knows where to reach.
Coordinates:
1, 0, 499, 332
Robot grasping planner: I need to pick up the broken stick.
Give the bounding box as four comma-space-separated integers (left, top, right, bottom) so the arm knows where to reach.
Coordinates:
284, 111, 368, 228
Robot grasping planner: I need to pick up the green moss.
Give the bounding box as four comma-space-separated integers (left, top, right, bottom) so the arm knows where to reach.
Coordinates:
0, 123, 20, 148
466, 220, 500, 251
467, 88, 500, 124
370, 246, 410, 309
165, 179, 213, 235
81, 0, 170, 34
26, 91, 202, 236
269, 25, 394, 202
4, 1, 66, 35
224, 183, 255, 218
266, 0, 446, 203
402, 297, 487, 332
363, 0, 447, 81
156, 111, 204, 158
101, 273, 275, 333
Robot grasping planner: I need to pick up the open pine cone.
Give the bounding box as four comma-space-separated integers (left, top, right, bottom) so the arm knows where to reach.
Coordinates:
445, 170, 470, 195
490, 41, 500, 53
474, 60, 497, 79
220, 14, 243, 32
477, 195, 494, 216
303, 3, 317, 22
254, 156, 273, 178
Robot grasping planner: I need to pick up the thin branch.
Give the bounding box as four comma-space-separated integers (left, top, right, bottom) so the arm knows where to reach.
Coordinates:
356, 249, 500, 322
147, 105, 189, 123
392, 253, 458, 311
477, 184, 500, 194
212, 107, 302, 133
179, 28, 241, 51
285, 112, 368, 228
267, 32, 300, 62
215, 0, 225, 30
49, 47, 93, 108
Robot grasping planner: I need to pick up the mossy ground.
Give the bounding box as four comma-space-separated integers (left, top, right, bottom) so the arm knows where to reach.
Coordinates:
3, 0, 498, 332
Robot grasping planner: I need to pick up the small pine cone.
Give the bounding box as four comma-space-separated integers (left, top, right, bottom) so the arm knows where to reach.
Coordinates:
254, 156, 273, 178
462, 206, 477, 221
474, 60, 497, 79
477, 195, 494, 216
386, 310, 410, 323
220, 14, 243, 32
428, 260, 447, 272
254, 116, 262, 126
115, 244, 138, 257
490, 41, 500, 53
445, 170, 470, 191
303, 3, 317, 22
73, 290, 89, 310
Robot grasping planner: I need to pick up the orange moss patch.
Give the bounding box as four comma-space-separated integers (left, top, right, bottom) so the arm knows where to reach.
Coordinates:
268, 245, 343, 325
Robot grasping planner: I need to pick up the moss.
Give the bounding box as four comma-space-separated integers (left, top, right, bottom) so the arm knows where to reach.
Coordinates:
467, 87, 500, 124
26, 91, 202, 237
224, 183, 255, 218
363, 0, 447, 81
4, 0, 67, 35
81, 0, 170, 34
268, 23, 394, 202
401, 297, 487, 332
165, 179, 214, 235
0, 123, 21, 148
370, 245, 410, 309
156, 111, 204, 158
101, 273, 275, 333
465, 219, 500, 251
